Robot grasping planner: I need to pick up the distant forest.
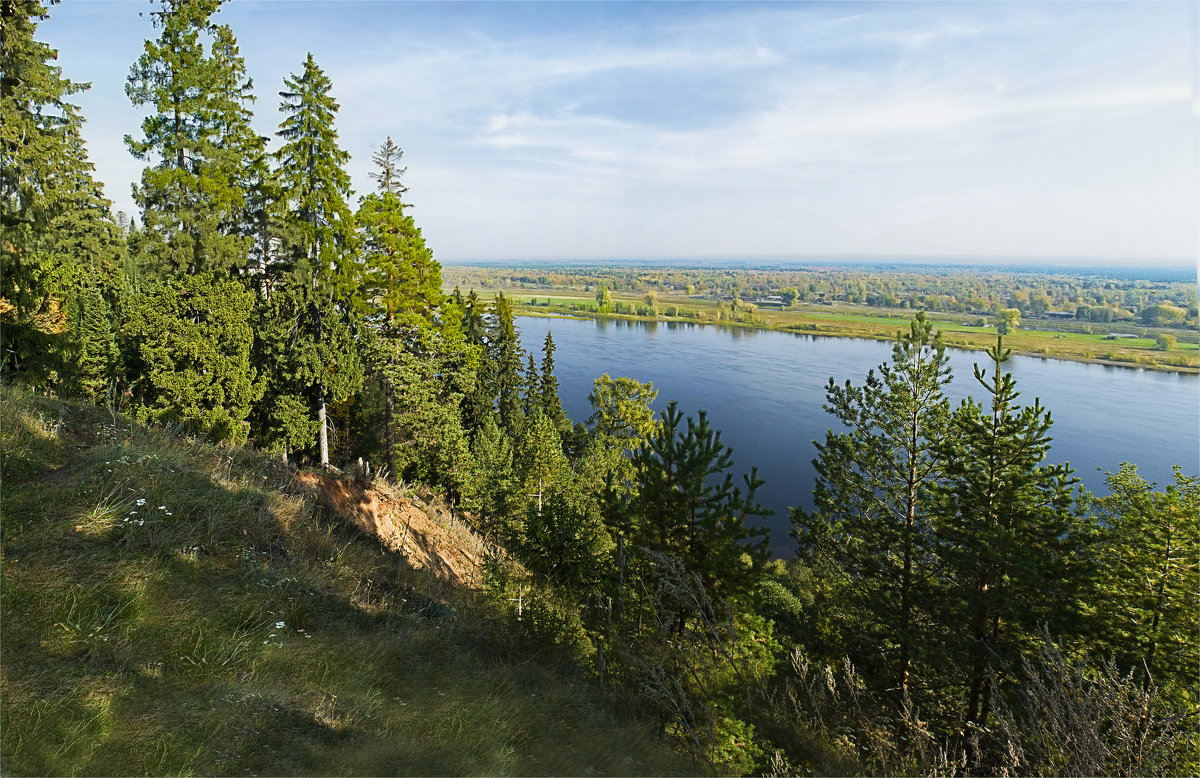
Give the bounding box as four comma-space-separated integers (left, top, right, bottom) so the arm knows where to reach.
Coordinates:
447, 264, 1199, 326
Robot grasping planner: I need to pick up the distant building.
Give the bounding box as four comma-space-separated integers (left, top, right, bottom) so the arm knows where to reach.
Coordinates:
1045, 311, 1074, 320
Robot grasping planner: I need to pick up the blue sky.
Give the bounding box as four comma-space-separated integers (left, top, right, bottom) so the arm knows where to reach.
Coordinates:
40, 0, 1199, 264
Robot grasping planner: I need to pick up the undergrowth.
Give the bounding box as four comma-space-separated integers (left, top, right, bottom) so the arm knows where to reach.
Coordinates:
0, 386, 697, 776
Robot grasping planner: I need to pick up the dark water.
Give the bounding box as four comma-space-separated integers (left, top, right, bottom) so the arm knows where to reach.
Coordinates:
517, 316, 1200, 557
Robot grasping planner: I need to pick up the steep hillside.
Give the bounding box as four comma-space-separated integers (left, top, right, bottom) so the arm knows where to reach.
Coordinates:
0, 387, 698, 776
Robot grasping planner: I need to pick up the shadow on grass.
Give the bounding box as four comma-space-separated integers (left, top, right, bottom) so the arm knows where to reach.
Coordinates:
0, 388, 697, 777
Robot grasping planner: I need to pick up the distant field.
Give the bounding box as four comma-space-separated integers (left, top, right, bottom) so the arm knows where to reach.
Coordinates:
466, 286, 1200, 373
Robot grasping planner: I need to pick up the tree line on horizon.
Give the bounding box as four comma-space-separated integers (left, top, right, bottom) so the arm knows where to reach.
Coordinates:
2, 1, 1196, 775
447, 264, 1199, 328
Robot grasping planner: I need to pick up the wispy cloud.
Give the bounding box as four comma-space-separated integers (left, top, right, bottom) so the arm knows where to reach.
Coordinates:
41, 0, 1198, 262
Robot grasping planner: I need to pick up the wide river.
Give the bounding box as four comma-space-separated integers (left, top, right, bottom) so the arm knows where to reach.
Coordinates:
517, 315, 1200, 557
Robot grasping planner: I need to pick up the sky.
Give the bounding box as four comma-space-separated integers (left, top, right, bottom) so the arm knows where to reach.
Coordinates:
38, 0, 1200, 265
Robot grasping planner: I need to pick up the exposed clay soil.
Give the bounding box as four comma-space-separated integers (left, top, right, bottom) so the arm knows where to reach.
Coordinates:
294, 472, 484, 588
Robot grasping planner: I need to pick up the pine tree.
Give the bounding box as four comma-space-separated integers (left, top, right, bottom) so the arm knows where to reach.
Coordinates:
1090, 464, 1198, 704
274, 53, 359, 466
937, 335, 1086, 736
631, 402, 770, 604
791, 312, 953, 706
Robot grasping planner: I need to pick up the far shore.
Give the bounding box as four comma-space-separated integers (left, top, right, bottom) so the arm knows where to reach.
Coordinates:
508, 303, 1200, 376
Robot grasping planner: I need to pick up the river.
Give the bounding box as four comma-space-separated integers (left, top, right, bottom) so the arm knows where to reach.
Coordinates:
517, 315, 1200, 557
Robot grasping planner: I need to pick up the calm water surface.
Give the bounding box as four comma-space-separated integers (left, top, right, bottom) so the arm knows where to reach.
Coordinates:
518, 316, 1200, 556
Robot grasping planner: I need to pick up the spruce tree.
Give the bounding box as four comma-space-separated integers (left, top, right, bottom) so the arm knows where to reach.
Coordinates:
207, 22, 268, 261
365, 323, 474, 497
123, 272, 261, 443
538, 331, 568, 433
274, 53, 359, 466
356, 136, 443, 478
488, 292, 525, 438
516, 413, 612, 590
791, 312, 952, 706
1, 0, 112, 379
522, 351, 539, 419
125, 0, 254, 276
68, 283, 120, 402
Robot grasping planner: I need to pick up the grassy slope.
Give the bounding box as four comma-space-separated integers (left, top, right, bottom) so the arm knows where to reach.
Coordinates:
0, 387, 696, 777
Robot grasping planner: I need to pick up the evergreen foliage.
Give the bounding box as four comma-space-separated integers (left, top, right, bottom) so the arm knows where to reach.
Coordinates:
67, 283, 120, 402
629, 402, 771, 603
937, 335, 1089, 734
792, 311, 952, 706
273, 53, 359, 465
487, 292, 525, 438
275, 53, 357, 296
249, 282, 363, 459
122, 272, 261, 442
2, 2, 1195, 767
125, 0, 255, 276
366, 323, 476, 497
1090, 464, 1198, 705
1, 0, 120, 383
538, 331, 568, 433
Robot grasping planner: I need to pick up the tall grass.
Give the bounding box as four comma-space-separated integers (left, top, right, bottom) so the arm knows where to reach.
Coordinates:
1, 386, 696, 776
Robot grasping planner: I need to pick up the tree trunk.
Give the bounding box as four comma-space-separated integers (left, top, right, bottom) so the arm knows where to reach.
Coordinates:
384, 374, 396, 480
317, 385, 329, 466
964, 578, 990, 728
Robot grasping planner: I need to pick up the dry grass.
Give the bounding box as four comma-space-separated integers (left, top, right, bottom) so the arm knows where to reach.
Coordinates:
0, 386, 697, 776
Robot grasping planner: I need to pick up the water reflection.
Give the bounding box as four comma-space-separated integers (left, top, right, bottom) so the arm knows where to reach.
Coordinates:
519, 315, 1200, 557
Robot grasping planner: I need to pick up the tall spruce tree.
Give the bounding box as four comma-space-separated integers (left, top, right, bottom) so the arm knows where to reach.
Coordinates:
274, 53, 359, 466
67, 282, 120, 402
791, 312, 953, 707
207, 22, 266, 260
356, 136, 442, 478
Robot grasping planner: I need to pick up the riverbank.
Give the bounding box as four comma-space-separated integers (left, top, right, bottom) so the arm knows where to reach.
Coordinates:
506, 297, 1199, 374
